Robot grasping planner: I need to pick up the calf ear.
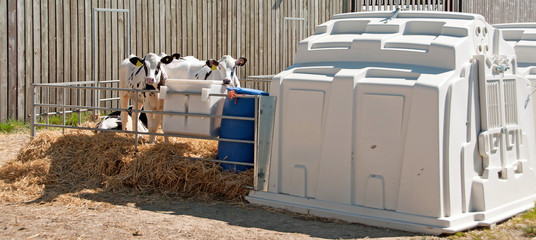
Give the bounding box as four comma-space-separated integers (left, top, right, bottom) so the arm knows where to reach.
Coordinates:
161, 55, 173, 64
129, 57, 144, 67
206, 60, 219, 70
236, 57, 247, 66
171, 53, 181, 59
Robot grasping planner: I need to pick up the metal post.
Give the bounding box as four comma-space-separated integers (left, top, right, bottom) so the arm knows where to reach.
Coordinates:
62, 88, 66, 134
254, 95, 277, 191
30, 84, 36, 137
93, 8, 98, 116
134, 89, 139, 151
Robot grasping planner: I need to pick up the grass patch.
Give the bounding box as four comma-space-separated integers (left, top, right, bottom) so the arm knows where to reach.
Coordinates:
1, 112, 95, 134
36, 112, 95, 130
524, 225, 536, 237
0, 119, 29, 134
39, 112, 93, 126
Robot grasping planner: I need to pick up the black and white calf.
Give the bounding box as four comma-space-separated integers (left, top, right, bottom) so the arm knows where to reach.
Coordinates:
119, 53, 179, 143
164, 55, 247, 87
95, 107, 148, 132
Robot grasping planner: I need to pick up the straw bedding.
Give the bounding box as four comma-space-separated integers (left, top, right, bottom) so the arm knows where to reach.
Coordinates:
0, 127, 253, 204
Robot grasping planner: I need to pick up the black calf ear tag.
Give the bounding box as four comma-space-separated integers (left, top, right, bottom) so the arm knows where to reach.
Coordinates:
161, 56, 173, 64
129, 57, 144, 67
171, 53, 181, 59
236, 57, 247, 66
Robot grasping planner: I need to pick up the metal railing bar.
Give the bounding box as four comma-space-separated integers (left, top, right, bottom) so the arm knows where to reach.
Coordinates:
33, 123, 256, 144
175, 156, 255, 167
99, 97, 121, 102
35, 109, 91, 117
33, 104, 256, 121
98, 80, 120, 84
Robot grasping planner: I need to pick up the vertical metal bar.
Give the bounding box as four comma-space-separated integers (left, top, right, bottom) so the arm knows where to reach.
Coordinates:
134, 89, 139, 151
78, 88, 81, 125
254, 95, 277, 191
253, 95, 259, 174
62, 87, 66, 134
93, 8, 98, 116
46, 86, 49, 129
30, 84, 36, 137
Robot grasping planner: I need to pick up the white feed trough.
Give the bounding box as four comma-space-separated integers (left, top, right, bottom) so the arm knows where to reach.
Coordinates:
159, 79, 226, 137
247, 11, 536, 234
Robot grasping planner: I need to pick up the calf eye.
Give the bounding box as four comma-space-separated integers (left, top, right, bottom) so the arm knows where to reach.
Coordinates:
155, 70, 159, 75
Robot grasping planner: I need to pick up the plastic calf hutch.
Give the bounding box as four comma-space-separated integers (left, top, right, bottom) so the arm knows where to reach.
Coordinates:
246, 11, 536, 234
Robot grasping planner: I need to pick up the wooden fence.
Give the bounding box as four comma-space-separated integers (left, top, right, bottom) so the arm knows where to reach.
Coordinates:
0, 0, 350, 121
1, 0, 536, 121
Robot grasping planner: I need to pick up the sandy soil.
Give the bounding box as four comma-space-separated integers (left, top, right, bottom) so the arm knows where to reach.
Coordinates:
4, 132, 526, 240
0, 133, 429, 239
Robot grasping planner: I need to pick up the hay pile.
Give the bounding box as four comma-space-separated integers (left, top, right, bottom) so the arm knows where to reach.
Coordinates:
0, 128, 253, 204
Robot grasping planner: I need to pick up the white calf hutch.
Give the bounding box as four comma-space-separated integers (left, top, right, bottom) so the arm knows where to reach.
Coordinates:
246, 11, 536, 234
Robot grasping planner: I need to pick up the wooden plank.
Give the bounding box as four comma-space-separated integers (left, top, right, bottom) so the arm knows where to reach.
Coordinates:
170, 0, 176, 54
220, 0, 226, 58
170, 0, 174, 53
226, 0, 231, 56
136, 0, 142, 55
70, 0, 78, 105
103, 0, 111, 108
160, 0, 165, 54
97, 0, 104, 83
191, 0, 197, 57
274, 0, 280, 73
154, 0, 160, 54
84, 0, 93, 107
17, 0, 26, 120
237, 0, 242, 58
111, 0, 118, 81
56, 0, 64, 109
182, 0, 188, 55
153, 0, 160, 54
7, 0, 17, 119
38, 0, 47, 119
147, 0, 153, 53
267, 0, 272, 76
118, 0, 124, 68
207, 0, 212, 58
46, 0, 58, 112
63, 0, 71, 111
262, 0, 267, 76
0, 0, 8, 120
201, 0, 207, 59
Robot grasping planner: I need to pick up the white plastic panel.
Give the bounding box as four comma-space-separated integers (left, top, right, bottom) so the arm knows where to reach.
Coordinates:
355, 94, 405, 210
161, 79, 226, 137
280, 88, 326, 198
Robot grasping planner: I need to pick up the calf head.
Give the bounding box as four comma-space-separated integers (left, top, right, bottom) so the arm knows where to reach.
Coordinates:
129, 53, 178, 89
211, 55, 247, 86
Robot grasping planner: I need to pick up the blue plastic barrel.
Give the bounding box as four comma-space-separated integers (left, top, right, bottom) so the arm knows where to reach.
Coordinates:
217, 87, 268, 172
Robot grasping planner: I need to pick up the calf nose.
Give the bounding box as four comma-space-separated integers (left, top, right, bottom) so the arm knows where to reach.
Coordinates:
223, 79, 231, 85
146, 77, 155, 84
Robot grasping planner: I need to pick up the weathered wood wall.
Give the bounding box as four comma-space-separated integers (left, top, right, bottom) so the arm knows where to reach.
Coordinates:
1, 0, 535, 121
350, 0, 536, 23
459, 0, 536, 24
0, 0, 348, 121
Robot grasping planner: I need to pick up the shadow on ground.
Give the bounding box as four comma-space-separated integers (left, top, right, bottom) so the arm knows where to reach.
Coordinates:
14, 131, 419, 239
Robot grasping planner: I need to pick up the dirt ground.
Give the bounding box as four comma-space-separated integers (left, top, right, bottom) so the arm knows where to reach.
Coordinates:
0, 133, 525, 239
